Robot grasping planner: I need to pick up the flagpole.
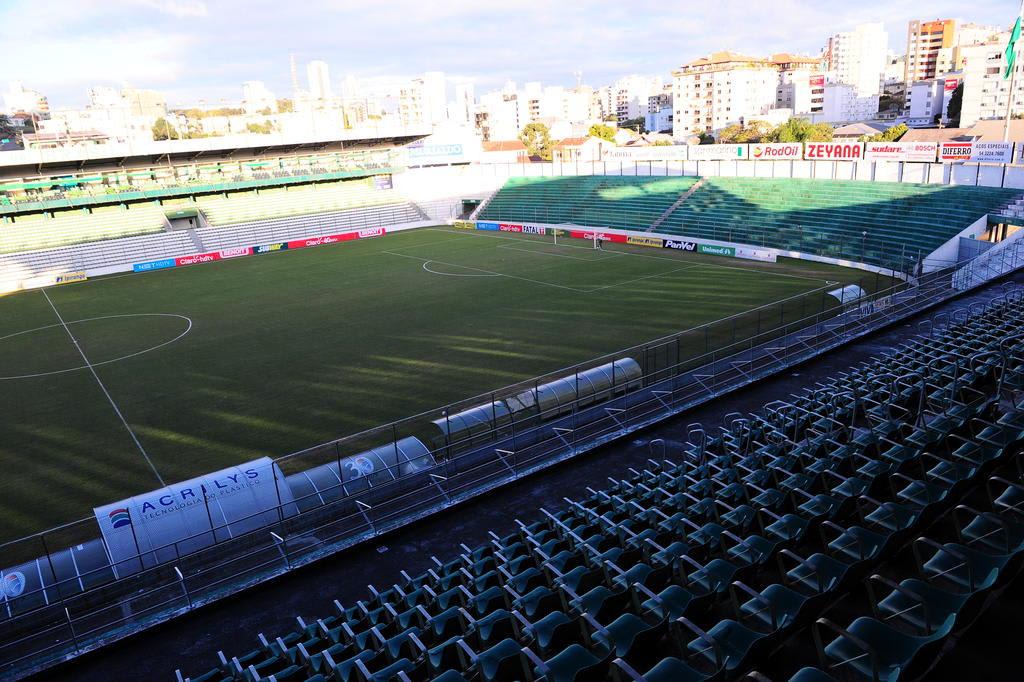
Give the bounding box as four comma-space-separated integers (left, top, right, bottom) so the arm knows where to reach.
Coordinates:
1004, 0, 1024, 142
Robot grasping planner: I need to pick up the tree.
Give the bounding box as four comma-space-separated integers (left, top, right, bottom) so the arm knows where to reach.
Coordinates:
519, 122, 553, 160
621, 117, 647, 133
718, 120, 774, 143
771, 117, 833, 142
277, 98, 294, 113
863, 123, 908, 142
0, 114, 17, 142
246, 121, 273, 134
946, 83, 964, 126
588, 123, 617, 142
652, 139, 674, 146
697, 132, 715, 145
152, 117, 179, 140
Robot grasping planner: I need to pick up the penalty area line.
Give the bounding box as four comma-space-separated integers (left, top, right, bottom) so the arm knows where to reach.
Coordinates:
40, 288, 166, 486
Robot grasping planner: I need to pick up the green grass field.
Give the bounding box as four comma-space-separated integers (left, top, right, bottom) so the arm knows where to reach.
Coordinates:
0, 226, 895, 540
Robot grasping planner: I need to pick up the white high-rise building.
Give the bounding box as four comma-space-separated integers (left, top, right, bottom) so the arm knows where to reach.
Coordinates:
958, 32, 1019, 127
307, 60, 332, 100
671, 52, 782, 139
905, 79, 946, 125
818, 83, 881, 123
613, 75, 663, 122
824, 23, 888, 98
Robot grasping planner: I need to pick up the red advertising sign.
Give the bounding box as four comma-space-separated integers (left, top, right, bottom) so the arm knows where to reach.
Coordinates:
286, 232, 358, 250
804, 142, 864, 160
176, 251, 221, 266
499, 223, 523, 232
569, 230, 628, 243
357, 227, 386, 238
944, 78, 959, 92
809, 74, 825, 88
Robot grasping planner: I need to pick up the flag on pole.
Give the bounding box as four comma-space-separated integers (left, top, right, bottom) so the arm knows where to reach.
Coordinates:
1006, 15, 1022, 79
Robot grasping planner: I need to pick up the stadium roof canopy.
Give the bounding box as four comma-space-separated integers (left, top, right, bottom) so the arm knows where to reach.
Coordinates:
0, 126, 431, 180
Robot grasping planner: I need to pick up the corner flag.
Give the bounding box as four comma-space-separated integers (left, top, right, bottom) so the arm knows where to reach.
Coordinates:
1007, 16, 1022, 79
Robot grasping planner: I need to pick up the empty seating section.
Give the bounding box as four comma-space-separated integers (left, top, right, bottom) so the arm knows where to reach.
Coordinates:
0, 178, 421, 265
0, 231, 194, 279
0, 203, 167, 254
177, 285, 1024, 681
658, 178, 1020, 269
479, 176, 1021, 269
197, 204, 425, 252
196, 180, 407, 226
478, 176, 701, 231
0, 205, 425, 282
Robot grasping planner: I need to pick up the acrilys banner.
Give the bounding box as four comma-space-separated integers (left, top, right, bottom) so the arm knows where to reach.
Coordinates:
452, 220, 475, 230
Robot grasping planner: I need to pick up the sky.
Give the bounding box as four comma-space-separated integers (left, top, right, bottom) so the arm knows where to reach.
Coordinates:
1, 0, 1016, 108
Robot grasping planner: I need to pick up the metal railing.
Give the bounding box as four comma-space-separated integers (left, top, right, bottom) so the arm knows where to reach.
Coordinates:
0, 236, 1022, 679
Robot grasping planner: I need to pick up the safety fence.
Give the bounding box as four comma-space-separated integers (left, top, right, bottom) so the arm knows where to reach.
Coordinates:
0, 236, 1022, 679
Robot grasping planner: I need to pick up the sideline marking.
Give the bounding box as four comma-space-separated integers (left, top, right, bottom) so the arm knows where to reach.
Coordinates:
39, 291, 166, 486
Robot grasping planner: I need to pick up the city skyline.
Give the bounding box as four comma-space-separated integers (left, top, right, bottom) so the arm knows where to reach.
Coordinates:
2, 0, 1014, 108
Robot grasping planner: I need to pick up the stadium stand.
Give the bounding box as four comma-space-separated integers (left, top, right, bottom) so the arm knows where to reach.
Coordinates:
175, 285, 1024, 681
477, 176, 1021, 270
0, 203, 427, 281
0, 177, 421, 260
195, 203, 425, 251
0, 202, 168, 254
477, 176, 703, 231
195, 179, 406, 226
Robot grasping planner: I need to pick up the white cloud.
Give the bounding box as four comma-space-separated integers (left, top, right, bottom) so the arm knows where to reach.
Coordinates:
139, 0, 208, 17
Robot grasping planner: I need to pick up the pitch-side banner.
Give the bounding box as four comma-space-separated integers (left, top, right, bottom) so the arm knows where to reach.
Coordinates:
569, 230, 628, 243
864, 142, 938, 162
95, 457, 293, 575
804, 142, 865, 161
688, 144, 749, 161
939, 142, 1014, 163
603, 146, 689, 161
749, 143, 803, 161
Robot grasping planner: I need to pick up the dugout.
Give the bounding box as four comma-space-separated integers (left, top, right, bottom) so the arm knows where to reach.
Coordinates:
426, 358, 643, 455
531, 357, 643, 417
284, 436, 434, 513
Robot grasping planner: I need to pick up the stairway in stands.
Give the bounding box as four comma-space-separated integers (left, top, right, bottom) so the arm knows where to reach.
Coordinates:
647, 178, 705, 232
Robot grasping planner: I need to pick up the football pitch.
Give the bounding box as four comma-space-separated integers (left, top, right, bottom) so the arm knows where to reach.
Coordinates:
0, 226, 895, 541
